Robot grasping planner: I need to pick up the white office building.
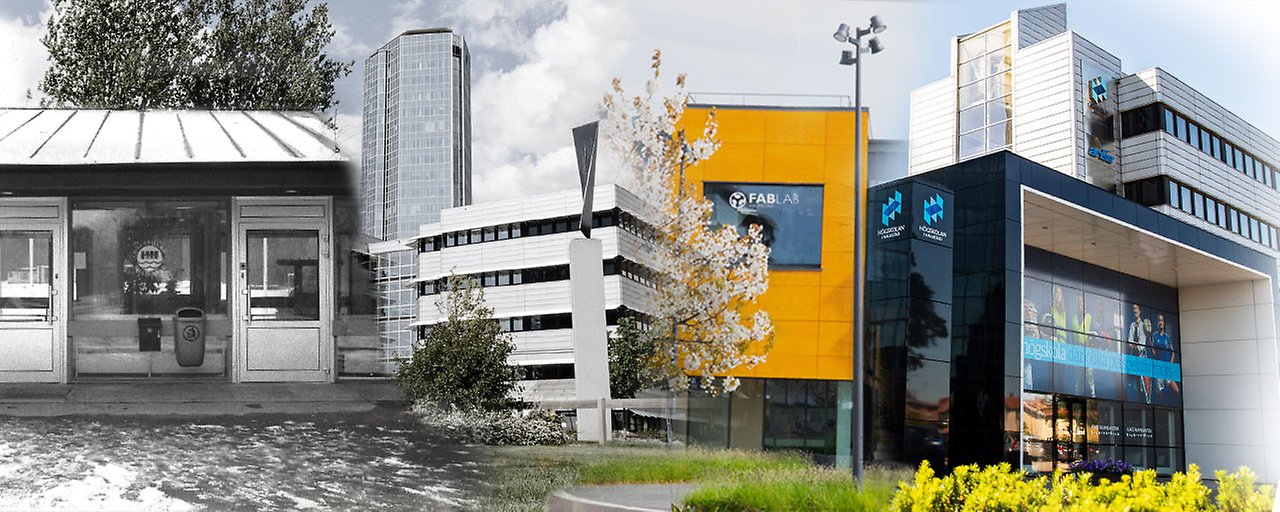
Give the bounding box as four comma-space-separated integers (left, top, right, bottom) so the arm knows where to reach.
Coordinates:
407, 185, 654, 401
908, 3, 1279, 260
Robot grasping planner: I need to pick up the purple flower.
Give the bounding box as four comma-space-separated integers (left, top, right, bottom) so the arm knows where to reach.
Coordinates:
1069, 458, 1136, 474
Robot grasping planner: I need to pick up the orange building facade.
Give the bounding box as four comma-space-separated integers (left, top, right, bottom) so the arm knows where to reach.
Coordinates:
674, 104, 868, 461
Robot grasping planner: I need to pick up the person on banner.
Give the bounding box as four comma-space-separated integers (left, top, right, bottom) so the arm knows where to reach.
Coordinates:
1072, 295, 1096, 396
1024, 299, 1044, 390
1152, 313, 1180, 401
1047, 286, 1069, 339
1128, 303, 1152, 404
1045, 286, 1077, 393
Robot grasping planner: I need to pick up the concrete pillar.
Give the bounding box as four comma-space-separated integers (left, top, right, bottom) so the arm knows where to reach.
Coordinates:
570, 238, 612, 442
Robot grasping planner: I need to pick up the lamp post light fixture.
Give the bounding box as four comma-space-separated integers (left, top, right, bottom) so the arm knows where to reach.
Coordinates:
832, 14, 885, 489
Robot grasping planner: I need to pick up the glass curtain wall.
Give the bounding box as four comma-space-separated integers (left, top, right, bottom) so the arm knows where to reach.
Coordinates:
1021, 246, 1184, 473
957, 22, 1013, 160
682, 378, 852, 465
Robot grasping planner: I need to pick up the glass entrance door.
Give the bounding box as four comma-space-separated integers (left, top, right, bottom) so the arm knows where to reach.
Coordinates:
233, 199, 332, 382
0, 230, 59, 377
1054, 397, 1087, 470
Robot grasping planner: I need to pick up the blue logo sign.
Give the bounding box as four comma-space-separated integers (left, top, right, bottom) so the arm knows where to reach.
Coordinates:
1088, 76, 1107, 104
922, 194, 944, 226
1089, 146, 1115, 164
881, 190, 902, 227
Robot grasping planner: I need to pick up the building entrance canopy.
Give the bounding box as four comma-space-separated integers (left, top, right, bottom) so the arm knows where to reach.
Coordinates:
1023, 189, 1265, 288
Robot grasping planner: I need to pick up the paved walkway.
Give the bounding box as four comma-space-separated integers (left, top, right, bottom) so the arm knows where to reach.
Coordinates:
0, 400, 482, 510
547, 483, 697, 511
0, 381, 408, 416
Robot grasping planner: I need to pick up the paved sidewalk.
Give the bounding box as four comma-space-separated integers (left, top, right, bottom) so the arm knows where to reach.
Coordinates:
0, 381, 408, 416
547, 483, 697, 511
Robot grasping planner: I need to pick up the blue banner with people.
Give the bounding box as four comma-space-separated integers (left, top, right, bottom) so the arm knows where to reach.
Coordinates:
1023, 336, 1181, 382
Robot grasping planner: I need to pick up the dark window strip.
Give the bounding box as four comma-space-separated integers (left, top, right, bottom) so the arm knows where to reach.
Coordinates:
422, 208, 655, 252
1121, 103, 1277, 191
1125, 176, 1279, 250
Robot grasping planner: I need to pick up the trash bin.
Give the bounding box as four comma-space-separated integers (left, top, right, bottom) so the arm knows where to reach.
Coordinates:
174, 307, 206, 367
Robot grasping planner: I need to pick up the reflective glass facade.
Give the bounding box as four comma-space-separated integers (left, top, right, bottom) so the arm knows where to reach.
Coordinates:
681, 378, 853, 465
867, 151, 1279, 473
362, 29, 472, 366
957, 22, 1013, 160
1021, 246, 1184, 473
362, 29, 471, 240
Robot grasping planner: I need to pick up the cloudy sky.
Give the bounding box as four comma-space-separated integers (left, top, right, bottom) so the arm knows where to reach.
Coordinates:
1, 0, 1277, 202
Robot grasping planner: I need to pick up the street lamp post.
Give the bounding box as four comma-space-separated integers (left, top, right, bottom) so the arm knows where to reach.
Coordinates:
832, 14, 886, 489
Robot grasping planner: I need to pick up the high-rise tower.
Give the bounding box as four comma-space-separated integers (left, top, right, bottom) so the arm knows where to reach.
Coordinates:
362, 28, 472, 364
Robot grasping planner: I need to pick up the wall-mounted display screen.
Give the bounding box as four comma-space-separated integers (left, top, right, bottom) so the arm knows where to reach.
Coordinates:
704, 182, 824, 269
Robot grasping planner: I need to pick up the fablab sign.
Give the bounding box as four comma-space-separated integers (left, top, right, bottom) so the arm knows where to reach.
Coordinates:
874, 181, 953, 248
728, 190, 802, 209
705, 182, 825, 268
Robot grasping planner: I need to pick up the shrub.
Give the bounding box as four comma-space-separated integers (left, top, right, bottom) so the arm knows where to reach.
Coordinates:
395, 276, 520, 410
1216, 467, 1275, 512
410, 403, 571, 446
889, 461, 1275, 512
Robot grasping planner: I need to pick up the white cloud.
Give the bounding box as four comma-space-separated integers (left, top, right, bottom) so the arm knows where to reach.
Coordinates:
332, 112, 363, 164
388, 0, 430, 41
329, 19, 373, 62
0, 3, 50, 107
456, 0, 635, 202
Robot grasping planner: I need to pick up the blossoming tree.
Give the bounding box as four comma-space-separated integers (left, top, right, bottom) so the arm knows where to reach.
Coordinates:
600, 50, 773, 395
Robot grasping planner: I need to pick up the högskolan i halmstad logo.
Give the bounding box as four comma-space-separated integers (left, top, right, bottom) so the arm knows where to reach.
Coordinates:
923, 194, 944, 226
881, 190, 902, 227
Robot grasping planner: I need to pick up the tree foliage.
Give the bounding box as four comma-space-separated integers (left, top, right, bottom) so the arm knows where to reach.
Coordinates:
395, 276, 521, 410
601, 50, 774, 395
40, 0, 351, 111
608, 317, 660, 399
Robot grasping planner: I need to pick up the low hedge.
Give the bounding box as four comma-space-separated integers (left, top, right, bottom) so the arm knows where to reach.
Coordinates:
410, 402, 571, 446
890, 461, 1275, 512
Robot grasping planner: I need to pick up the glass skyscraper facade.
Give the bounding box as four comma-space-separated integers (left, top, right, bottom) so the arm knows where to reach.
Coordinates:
362, 29, 472, 366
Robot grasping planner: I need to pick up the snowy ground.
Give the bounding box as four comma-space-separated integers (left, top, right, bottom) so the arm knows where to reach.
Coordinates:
0, 409, 486, 510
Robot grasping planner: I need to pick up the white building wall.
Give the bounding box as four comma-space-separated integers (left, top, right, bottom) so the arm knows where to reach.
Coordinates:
1012, 3, 1067, 49
1007, 32, 1121, 180
1179, 279, 1280, 483
1118, 69, 1280, 228
1010, 33, 1076, 176
907, 77, 956, 175
1119, 69, 1280, 167
412, 184, 655, 402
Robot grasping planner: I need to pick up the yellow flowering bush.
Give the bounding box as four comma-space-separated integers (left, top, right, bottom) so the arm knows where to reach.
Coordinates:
890, 461, 1274, 512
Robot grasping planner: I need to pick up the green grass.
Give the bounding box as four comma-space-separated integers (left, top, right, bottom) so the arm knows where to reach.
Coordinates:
577, 448, 809, 484
476, 443, 910, 512
682, 465, 913, 511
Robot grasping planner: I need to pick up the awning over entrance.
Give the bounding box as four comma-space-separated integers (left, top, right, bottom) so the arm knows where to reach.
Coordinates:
1022, 189, 1266, 287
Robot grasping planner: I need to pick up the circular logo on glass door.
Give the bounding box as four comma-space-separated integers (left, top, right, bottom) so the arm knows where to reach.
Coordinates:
135, 243, 164, 273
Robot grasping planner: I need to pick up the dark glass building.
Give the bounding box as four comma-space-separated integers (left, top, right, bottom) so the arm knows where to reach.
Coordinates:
868, 151, 1279, 476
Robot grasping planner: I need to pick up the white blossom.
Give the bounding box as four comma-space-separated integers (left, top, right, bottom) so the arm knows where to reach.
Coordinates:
600, 50, 774, 396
